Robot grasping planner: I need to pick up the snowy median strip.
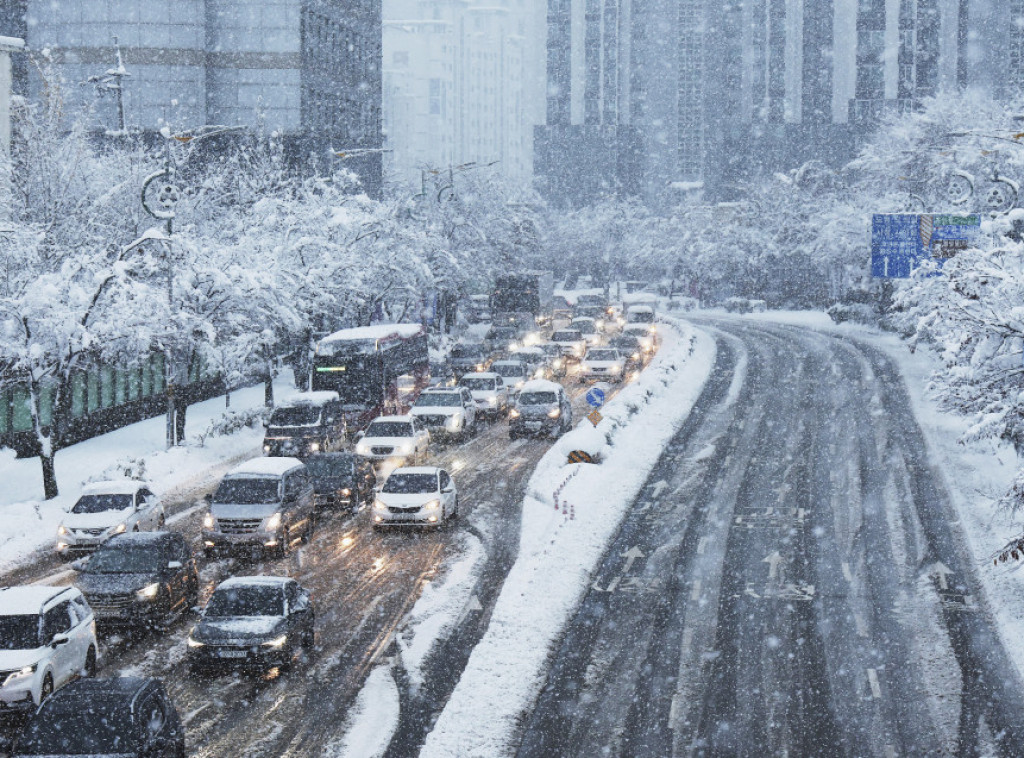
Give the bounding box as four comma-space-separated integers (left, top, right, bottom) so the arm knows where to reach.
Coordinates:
417, 317, 715, 756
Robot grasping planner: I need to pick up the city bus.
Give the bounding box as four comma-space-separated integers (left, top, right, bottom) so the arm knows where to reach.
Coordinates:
311, 324, 429, 435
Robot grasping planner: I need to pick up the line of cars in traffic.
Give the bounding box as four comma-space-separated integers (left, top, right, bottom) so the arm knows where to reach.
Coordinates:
0, 294, 659, 755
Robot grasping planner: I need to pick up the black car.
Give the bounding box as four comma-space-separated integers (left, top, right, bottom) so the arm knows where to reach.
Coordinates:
186, 576, 314, 673
75, 532, 199, 631
12, 677, 184, 758
608, 335, 645, 371
449, 343, 490, 378
305, 452, 376, 511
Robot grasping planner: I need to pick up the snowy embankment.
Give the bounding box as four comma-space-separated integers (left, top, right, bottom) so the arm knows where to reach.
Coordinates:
416, 318, 715, 756
0, 374, 294, 575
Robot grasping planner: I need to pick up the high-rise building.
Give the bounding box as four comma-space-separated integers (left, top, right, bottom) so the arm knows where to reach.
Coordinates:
382, 0, 539, 189
536, 0, 1014, 207
0, 0, 383, 194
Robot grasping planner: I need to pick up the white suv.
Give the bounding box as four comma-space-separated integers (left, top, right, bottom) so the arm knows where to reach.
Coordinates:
0, 586, 98, 717
56, 481, 165, 561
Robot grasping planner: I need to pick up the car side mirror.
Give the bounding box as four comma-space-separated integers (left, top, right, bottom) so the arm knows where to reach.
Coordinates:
167, 560, 183, 570
204, 493, 213, 505
442, 485, 453, 494
355, 431, 365, 440
51, 634, 70, 648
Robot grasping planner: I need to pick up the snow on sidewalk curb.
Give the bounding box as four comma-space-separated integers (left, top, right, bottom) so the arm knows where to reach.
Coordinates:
419, 319, 716, 757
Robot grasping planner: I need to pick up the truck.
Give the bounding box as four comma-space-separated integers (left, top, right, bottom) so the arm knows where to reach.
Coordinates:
491, 271, 554, 329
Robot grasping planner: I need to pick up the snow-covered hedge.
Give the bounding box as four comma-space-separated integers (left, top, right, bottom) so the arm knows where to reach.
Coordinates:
421, 318, 715, 756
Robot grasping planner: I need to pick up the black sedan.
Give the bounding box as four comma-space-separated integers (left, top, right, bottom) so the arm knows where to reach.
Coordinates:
186, 576, 314, 673
75, 532, 199, 631
305, 452, 376, 511
12, 677, 185, 757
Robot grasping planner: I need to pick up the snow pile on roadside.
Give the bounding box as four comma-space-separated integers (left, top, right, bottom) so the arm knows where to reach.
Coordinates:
0, 374, 293, 574
396, 530, 487, 691
421, 318, 716, 756
325, 665, 400, 758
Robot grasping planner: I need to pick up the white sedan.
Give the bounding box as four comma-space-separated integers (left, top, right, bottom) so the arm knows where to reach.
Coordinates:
355, 415, 431, 465
372, 467, 459, 528
56, 480, 165, 560
579, 348, 626, 383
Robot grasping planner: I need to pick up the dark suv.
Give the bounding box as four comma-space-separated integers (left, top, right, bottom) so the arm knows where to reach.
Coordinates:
305, 452, 376, 511
75, 532, 199, 631
186, 576, 314, 673
13, 677, 185, 758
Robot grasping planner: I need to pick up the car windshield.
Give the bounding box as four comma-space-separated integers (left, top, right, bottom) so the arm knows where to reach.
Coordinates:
415, 393, 462, 407
206, 585, 284, 617
269, 406, 321, 426
461, 377, 497, 391
587, 350, 618, 361
611, 338, 640, 350
493, 364, 524, 377
85, 545, 165, 574
16, 696, 134, 754
451, 345, 485, 359
519, 392, 558, 405
573, 321, 596, 334
213, 478, 280, 505
488, 328, 516, 339
551, 331, 581, 341
382, 473, 438, 493
540, 344, 562, 357
0, 615, 39, 649
304, 456, 354, 478
365, 422, 414, 438
628, 310, 655, 323
71, 493, 133, 514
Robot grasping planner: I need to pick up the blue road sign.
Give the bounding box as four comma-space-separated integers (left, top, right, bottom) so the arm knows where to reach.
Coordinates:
871, 213, 981, 278
585, 387, 606, 408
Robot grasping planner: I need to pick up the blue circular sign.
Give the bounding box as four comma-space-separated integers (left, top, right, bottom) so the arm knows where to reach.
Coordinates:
585, 387, 606, 408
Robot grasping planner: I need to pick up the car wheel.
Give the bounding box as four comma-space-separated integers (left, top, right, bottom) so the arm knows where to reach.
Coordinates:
278, 527, 291, 557
40, 673, 53, 703
451, 496, 459, 521
157, 513, 166, 530
132, 524, 140, 533
84, 646, 97, 677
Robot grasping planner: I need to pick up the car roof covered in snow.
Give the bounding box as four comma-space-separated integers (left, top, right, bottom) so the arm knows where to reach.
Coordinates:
369, 415, 414, 424
101, 532, 178, 549
519, 379, 563, 394
277, 390, 339, 407
0, 585, 78, 616
81, 480, 149, 496
320, 323, 422, 343
626, 304, 655, 313
491, 359, 527, 367
421, 387, 461, 394
461, 371, 500, 381
388, 466, 442, 476
214, 576, 293, 592
226, 457, 304, 478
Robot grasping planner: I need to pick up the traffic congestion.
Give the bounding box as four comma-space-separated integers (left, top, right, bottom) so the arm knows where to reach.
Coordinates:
0, 276, 660, 757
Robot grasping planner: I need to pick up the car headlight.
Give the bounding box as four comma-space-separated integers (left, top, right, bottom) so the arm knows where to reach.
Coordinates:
264, 512, 282, 532
447, 414, 462, 429
136, 583, 161, 601
111, 522, 127, 535
476, 363, 486, 372
508, 408, 521, 419
424, 499, 441, 510
487, 396, 497, 405
203, 513, 215, 530
553, 358, 563, 369
3, 664, 36, 685
57, 525, 67, 536
186, 633, 205, 648
632, 352, 640, 360
398, 441, 415, 454
263, 444, 271, 453
596, 320, 605, 330
649, 325, 657, 333
581, 364, 590, 372
548, 408, 561, 419
309, 442, 320, 452
373, 499, 387, 510
262, 634, 288, 648
509, 341, 518, 351
356, 443, 370, 455
341, 488, 352, 497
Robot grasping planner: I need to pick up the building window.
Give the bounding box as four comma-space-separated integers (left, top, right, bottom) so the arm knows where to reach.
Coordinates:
429, 79, 442, 115
393, 51, 409, 66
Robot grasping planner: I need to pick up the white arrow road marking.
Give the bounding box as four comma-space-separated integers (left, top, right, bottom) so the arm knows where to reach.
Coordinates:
458, 594, 484, 625
867, 668, 882, 699
697, 537, 708, 554
690, 579, 702, 602
682, 627, 694, 655
841, 562, 853, 583
853, 612, 869, 638
930, 562, 954, 591
764, 551, 785, 580
651, 480, 668, 499
621, 546, 645, 573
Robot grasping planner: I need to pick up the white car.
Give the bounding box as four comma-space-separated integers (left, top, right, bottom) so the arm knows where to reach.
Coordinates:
580, 348, 626, 383
623, 324, 656, 353
354, 415, 431, 464
458, 372, 509, 419
409, 387, 477, 440
490, 360, 532, 395
56, 480, 165, 561
0, 586, 98, 715
372, 467, 459, 528
550, 329, 587, 360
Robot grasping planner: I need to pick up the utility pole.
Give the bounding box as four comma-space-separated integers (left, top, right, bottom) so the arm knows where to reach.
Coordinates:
86, 37, 129, 135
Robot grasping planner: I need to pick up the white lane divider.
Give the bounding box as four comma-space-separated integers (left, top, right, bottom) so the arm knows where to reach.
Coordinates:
867, 668, 882, 699
690, 579, 702, 602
